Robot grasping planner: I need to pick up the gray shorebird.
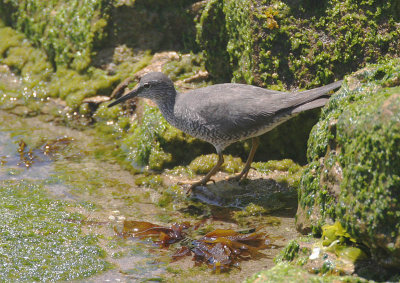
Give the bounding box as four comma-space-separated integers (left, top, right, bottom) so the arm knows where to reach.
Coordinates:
109, 72, 342, 190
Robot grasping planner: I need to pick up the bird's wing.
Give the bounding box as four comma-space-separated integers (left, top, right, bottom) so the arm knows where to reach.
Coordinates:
176, 81, 341, 138
176, 84, 287, 136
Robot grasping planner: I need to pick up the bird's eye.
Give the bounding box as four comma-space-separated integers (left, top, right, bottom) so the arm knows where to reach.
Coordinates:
143, 83, 151, 89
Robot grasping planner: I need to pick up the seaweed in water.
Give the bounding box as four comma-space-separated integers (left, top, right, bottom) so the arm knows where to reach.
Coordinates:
117, 220, 273, 272
15, 137, 73, 168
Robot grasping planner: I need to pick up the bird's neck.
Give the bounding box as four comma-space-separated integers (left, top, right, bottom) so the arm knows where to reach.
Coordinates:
154, 92, 177, 125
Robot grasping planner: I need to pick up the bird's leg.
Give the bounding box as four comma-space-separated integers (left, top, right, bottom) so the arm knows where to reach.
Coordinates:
231, 137, 259, 181
188, 153, 224, 191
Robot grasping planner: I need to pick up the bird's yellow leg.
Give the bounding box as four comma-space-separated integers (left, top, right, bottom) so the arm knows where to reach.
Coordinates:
188, 153, 224, 192
231, 136, 259, 181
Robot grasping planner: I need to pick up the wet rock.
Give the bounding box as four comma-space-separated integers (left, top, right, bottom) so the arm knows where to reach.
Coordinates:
297, 59, 400, 268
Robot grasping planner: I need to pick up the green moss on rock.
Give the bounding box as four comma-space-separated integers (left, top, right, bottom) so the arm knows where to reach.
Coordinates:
195, 0, 232, 82
253, 159, 301, 173
297, 59, 400, 268
188, 153, 243, 174
0, 0, 110, 71
197, 0, 400, 88
253, 159, 304, 188
232, 203, 267, 219
245, 262, 368, 283
275, 240, 300, 263
0, 23, 122, 113
134, 175, 164, 190
162, 52, 206, 81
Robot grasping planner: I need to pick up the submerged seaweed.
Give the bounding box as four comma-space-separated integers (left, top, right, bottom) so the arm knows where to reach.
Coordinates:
117, 220, 273, 272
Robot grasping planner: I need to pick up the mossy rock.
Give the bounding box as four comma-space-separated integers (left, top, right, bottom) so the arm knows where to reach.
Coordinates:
188, 153, 243, 174
245, 262, 368, 283
109, 0, 199, 52
0, 0, 200, 72
196, 0, 400, 88
0, 0, 109, 71
297, 59, 400, 268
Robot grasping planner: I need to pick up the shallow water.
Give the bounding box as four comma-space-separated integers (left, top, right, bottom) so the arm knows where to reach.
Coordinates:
0, 110, 300, 282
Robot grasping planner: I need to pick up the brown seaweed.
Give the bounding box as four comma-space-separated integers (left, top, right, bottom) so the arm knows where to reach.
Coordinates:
119, 220, 272, 272
15, 137, 73, 168
190, 229, 270, 272
117, 220, 190, 248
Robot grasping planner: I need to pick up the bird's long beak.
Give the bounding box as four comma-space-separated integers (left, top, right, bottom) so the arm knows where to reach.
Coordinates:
108, 86, 140, 108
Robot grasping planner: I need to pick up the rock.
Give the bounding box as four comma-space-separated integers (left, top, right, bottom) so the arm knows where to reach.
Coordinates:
297, 59, 400, 268
245, 262, 368, 283
196, 0, 400, 88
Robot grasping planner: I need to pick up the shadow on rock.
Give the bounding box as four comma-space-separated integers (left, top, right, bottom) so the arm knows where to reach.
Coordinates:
190, 178, 298, 218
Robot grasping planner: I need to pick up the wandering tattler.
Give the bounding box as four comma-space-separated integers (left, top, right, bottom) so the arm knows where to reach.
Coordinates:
109, 72, 342, 190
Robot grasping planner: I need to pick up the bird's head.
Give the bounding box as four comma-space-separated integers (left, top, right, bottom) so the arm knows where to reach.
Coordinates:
108, 72, 176, 108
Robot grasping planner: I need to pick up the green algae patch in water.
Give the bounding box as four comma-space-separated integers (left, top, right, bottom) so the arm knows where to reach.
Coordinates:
0, 180, 110, 281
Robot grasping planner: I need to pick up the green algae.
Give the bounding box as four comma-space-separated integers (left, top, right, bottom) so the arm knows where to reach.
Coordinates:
298, 59, 400, 268
0, 180, 109, 281
253, 159, 304, 189
233, 203, 267, 218
223, 0, 254, 84
275, 240, 300, 263
300, 60, 400, 229
165, 165, 196, 178
321, 222, 367, 263
0, 0, 110, 71
232, 202, 282, 227
321, 222, 356, 247
195, 0, 232, 82
245, 262, 369, 283
135, 175, 164, 190
119, 103, 170, 170
0, 22, 165, 174
197, 0, 400, 88
162, 52, 207, 82
253, 159, 300, 173
188, 153, 243, 174
156, 184, 187, 209
0, 23, 121, 112
335, 87, 400, 266
272, 224, 368, 279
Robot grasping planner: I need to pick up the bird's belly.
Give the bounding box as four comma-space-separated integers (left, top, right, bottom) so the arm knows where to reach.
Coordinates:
169, 118, 230, 149
241, 114, 294, 140
168, 111, 295, 151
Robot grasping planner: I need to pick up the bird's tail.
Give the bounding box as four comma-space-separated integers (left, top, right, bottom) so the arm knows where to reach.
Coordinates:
290, 80, 342, 114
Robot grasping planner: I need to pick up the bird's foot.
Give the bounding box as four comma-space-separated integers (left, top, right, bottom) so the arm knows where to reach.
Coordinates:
228, 173, 246, 182
186, 178, 215, 194
228, 166, 254, 183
